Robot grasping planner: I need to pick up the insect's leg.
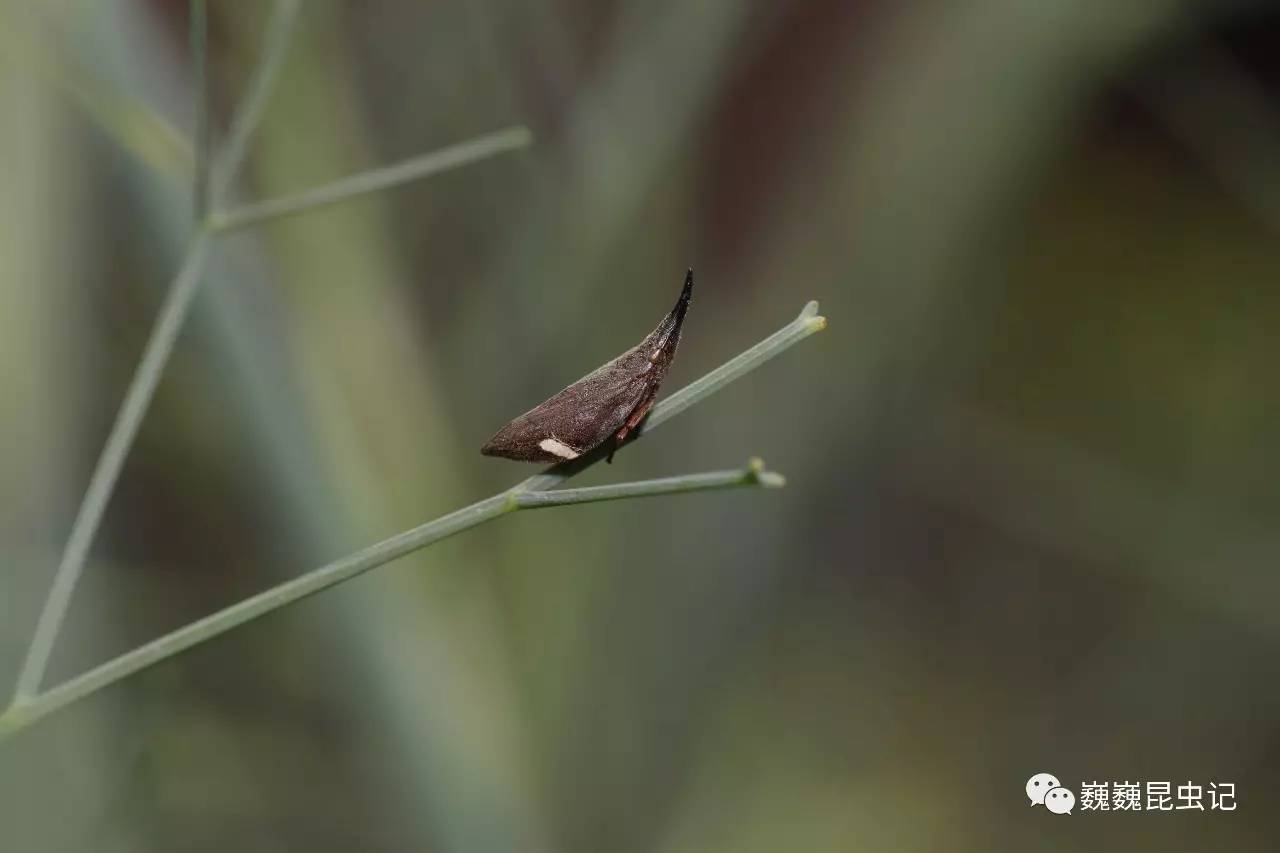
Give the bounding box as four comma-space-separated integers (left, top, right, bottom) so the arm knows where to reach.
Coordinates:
609, 388, 658, 462
606, 430, 625, 464
607, 423, 636, 464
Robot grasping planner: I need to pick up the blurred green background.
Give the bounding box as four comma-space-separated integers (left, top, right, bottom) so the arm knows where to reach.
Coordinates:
3, 0, 1279, 850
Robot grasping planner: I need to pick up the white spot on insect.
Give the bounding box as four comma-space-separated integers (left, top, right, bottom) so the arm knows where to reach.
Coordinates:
648, 349, 662, 363
539, 437, 580, 460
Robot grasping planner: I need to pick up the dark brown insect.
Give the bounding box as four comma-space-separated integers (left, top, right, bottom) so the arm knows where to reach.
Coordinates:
481, 269, 694, 464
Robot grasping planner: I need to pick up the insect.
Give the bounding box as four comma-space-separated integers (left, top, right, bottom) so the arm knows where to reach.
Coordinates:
481, 269, 694, 464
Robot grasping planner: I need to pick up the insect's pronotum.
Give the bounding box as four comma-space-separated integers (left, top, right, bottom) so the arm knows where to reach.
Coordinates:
482, 269, 694, 464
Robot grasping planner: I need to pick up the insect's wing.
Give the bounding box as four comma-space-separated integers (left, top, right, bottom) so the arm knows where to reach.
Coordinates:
481, 347, 652, 463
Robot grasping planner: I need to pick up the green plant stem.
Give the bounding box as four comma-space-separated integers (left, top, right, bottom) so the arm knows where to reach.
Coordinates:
8, 2, 533, 710
11, 232, 212, 702
0, 494, 507, 741
516, 462, 784, 508
208, 126, 534, 232
9, 0, 306, 707
208, 0, 302, 204
0, 301, 824, 740
190, 0, 210, 219
9, 127, 534, 706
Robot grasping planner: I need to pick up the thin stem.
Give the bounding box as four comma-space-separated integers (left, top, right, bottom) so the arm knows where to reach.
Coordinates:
0, 304, 824, 739
645, 300, 826, 432
8, 1, 307, 705
190, 0, 210, 219
10, 233, 212, 702
208, 126, 534, 232
0, 495, 514, 739
516, 461, 784, 508
9, 129, 526, 708
209, 0, 303, 204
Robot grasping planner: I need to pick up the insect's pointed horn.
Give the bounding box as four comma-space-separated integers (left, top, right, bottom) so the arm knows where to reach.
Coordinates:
670, 268, 693, 322
647, 268, 694, 353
